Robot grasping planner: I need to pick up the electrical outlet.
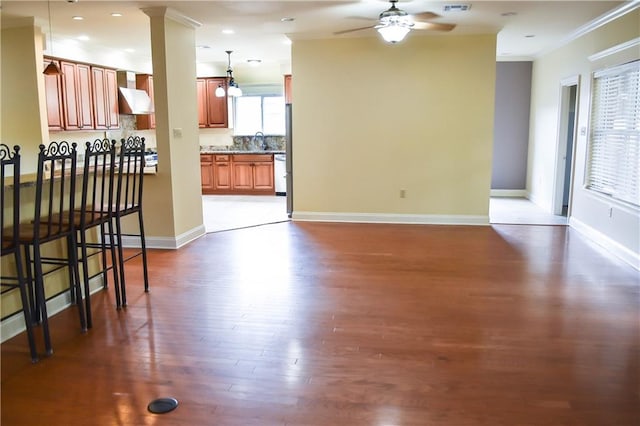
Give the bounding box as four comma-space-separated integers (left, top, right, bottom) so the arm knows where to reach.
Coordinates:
172, 128, 183, 138
400, 189, 406, 198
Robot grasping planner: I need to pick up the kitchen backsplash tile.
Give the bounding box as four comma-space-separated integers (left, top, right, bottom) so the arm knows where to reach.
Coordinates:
201, 135, 286, 152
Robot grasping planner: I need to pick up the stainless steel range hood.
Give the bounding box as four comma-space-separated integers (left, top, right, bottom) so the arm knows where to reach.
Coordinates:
117, 71, 154, 115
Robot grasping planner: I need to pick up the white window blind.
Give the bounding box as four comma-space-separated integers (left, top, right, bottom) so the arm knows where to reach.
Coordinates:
587, 60, 640, 206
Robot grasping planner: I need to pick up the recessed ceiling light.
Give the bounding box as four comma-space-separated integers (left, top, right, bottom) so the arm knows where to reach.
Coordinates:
501, 12, 517, 17
72, 16, 83, 20
125, 48, 135, 53
111, 13, 123, 17
525, 34, 536, 38
281, 17, 295, 22
247, 59, 262, 66
197, 45, 211, 49
222, 29, 234, 35
77, 35, 90, 41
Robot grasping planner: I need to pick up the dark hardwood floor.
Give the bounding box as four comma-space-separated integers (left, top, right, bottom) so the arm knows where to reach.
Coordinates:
2, 222, 639, 425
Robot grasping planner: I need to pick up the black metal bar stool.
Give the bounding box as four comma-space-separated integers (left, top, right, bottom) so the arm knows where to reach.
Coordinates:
110, 136, 149, 307
1, 144, 38, 362
18, 141, 86, 356
74, 138, 120, 327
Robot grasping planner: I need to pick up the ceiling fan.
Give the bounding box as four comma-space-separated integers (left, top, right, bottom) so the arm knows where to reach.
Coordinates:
334, 0, 456, 43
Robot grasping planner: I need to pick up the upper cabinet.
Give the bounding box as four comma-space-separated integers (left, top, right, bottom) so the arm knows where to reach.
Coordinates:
136, 74, 155, 130
92, 66, 119, 130
60, 61, 94, 130
284, 74, 292, 104
197, 77, 228, 128
43, 59, 64, 131
43, 57, 119, 131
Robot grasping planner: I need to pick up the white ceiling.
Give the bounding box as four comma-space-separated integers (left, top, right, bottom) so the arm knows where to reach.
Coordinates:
1, 0, 631, 75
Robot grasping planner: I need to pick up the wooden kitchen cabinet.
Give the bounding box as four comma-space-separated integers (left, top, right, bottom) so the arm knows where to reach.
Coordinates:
284, 74, 292, 104
197, 77, 228, 128
136, 74, 155, 130
43, 57, 119, 131
200, 154, 214, 192
201, 153, 274, 194
231, 154, 274, 193
60, 61, 94, 130
92, 66, 119, 130
213, 155, 232, 190
43, 59, 64, 130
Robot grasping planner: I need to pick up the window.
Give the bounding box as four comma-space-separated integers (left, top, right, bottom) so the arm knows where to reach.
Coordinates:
587, 60, 639, 207
234, 95, 285, 135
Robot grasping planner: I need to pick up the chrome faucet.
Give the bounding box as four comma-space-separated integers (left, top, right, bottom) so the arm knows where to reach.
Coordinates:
252, 131, 266, 150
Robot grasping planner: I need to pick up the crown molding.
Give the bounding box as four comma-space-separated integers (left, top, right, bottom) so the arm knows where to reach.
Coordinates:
535, 1, 640, 58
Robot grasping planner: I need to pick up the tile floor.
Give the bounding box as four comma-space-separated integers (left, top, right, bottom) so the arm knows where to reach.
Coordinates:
202, 195, 289, 233
489, 197, 568, 225
202, 195, 567, 233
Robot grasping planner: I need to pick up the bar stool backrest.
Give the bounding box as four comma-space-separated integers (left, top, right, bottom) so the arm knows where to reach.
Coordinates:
81, 139, 117, 227
116, 136, 145, 215
34, 141, 77, 241
1, 144, 21, 255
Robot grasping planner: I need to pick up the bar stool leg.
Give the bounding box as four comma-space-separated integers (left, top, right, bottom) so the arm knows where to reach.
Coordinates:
15, 247, 38, 363
67, 234, 87, 332
114, 217, 126, 308
31, 246, 53, 356
138, 210, 149, 293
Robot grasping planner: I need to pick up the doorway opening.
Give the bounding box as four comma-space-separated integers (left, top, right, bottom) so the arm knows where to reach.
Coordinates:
553, 76, 580, 217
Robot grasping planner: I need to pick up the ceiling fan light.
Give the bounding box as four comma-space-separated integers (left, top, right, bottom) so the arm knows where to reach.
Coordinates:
377, 24, 410, 43
215, 84, 226, 97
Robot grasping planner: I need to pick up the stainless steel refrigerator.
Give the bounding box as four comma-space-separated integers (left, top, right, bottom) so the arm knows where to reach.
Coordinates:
285, 103, 293, 218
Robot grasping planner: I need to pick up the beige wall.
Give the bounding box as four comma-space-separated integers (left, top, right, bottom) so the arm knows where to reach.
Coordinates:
1, 19, 49, 173
291, 34, 496, 221
529, 9, 639, 264
142, 10, 203, 243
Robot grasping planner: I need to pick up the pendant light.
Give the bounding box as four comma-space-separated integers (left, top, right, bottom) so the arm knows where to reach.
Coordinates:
216, 50, 242, 97
43, 0, 61, 75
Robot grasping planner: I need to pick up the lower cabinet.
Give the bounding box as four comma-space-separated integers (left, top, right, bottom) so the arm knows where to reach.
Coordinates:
201, 153, 274, 195
200, 154, 214, 191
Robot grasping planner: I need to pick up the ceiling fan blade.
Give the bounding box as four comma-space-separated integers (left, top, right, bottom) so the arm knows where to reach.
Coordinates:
412, 11, 441, 21
413, 22, 456, 32
334, 25, 376, 35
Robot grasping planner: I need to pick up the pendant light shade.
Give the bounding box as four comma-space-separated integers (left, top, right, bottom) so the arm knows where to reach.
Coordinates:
43, 60, 62, 75
216, 50, 242, 98
43, 0, 61, 75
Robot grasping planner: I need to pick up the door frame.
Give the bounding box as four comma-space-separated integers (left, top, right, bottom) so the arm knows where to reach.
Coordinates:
552, 75, 581, 216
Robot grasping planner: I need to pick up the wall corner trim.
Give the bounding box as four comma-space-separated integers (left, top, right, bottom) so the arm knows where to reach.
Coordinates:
588, 37, 640, 62
121, 225, 206, 250
535, 2, 640, 58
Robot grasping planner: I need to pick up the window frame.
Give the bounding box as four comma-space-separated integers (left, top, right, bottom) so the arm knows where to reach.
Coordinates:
233, 94, 285, 136
585, 59, 639, 208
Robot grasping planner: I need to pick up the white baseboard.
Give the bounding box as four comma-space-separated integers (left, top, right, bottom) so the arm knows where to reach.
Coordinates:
490, 189, 528, 198
570, 217, 640, 270
292, 211, 489, 226
1, 276, 105, 344
120, 224, 206, 249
